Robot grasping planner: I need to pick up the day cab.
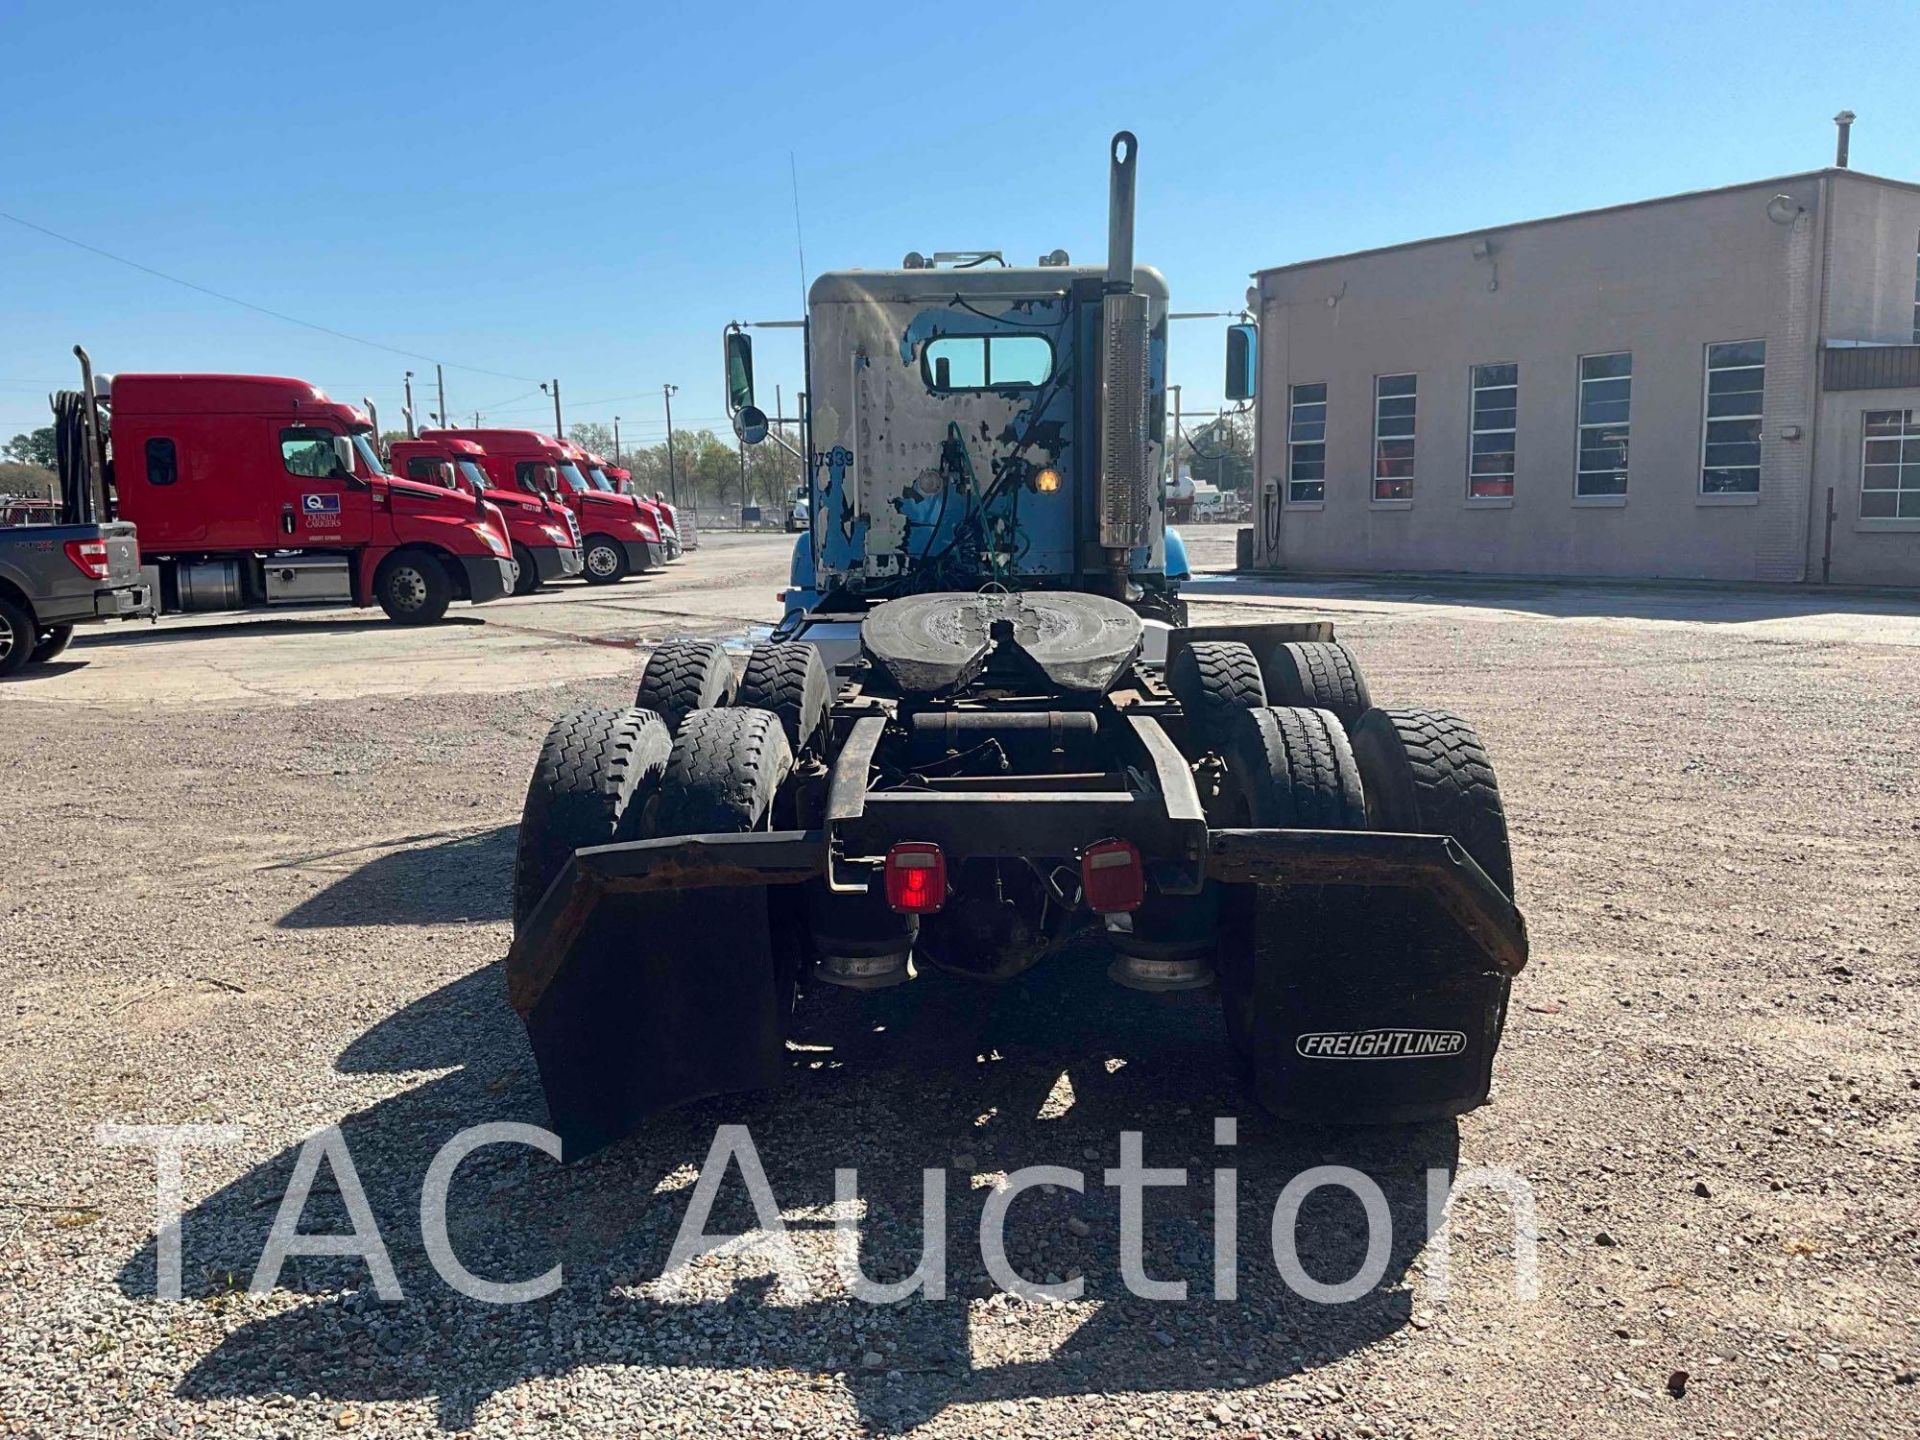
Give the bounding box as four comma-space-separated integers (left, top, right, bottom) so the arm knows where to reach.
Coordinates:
391, 434, 581, 595
103, 373, 514, 623
584, 452, 676, 562
483, 432, 658, 583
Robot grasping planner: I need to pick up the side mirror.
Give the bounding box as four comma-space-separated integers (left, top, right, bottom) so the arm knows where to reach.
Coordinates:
534, 463, 559, 494
1225, 322, 1258, 402
432, 460, 457, 489
332, 434, 357, 478
725, 330, 756, 413
734, 404, 769, 446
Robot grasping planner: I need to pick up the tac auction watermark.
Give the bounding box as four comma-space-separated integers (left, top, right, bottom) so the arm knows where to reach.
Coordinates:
98, 1121, 1538, 1307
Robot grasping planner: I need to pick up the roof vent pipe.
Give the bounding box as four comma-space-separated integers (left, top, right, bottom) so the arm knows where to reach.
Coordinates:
1834, 110, 1855, 168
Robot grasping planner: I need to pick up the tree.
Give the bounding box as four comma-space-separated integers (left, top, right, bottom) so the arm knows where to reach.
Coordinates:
0, 463, 58, 501
3, 427, 56, 468
1178, 412, 1253, 493
567, 422, 616, 460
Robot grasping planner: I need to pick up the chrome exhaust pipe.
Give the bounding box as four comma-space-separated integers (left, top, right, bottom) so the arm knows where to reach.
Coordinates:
1097, 131, 1151, 596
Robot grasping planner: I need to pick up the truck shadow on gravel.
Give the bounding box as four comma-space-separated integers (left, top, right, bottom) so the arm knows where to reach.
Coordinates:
127, 956, 1461, 1433
74, 616, 485, 649
275, 827, 516, 928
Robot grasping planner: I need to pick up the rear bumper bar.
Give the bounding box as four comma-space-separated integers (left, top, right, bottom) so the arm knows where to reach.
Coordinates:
505, 823, 1525, 1017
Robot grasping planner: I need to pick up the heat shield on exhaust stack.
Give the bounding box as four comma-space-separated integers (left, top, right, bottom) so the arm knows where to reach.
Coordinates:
1098, 291, 1152, 552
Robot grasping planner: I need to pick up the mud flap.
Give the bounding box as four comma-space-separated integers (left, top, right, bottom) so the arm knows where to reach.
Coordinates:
508, 831, 824, 1157
1209, 829, 1527, 1124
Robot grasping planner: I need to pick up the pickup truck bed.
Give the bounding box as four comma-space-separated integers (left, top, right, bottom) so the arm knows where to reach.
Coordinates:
0, 520, 150, 676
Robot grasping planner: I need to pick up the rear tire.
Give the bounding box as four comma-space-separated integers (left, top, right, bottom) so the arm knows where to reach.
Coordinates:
511, 544, 541, 596
513, 706, 672, 933
1220, 705, 1368, 830
31, 624, 75, 665
1168, 639, 1266, 753
0, 598, 35, 678
1350, 707, 1514, 896
735, 641, 832, 751
635, 638, 738, 733
581, 534, 629, 584
650, 707, 794, 836
1260, 640, 1372, 727
375, 550, 453, 624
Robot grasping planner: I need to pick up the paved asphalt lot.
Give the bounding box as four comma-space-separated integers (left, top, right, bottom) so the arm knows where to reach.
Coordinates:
2, 528, 1916, 1438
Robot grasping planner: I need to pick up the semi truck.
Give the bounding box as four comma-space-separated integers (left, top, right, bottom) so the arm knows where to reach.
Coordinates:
389, 434, 582, 595
58, 359, 515, 624
506, 132, 1527, 1157
442, 429, 662, 584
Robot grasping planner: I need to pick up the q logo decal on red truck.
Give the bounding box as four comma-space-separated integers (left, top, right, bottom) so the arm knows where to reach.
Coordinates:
302, 493, 343, 529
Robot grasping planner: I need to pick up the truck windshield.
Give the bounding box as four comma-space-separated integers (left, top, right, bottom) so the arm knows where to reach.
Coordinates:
352, 434, 389, 477
456, 461, 490, 493
586, 469, 613, 491
557, 463, 589, 492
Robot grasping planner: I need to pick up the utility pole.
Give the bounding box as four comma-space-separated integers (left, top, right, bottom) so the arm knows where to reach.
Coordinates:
435, 366, 446, 436
662, 383, 680, 508
775, 384, 785, 489
542, 379, 563, 438
473, 412, 481, 428
403, 372, 417, 437
737, 431, 748, 520
613, 416, 622, 467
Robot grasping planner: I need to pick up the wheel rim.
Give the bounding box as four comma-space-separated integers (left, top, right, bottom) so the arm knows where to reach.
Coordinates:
587, 545, 618, 577
0, 628, 14, 663
388, 566, 428, 611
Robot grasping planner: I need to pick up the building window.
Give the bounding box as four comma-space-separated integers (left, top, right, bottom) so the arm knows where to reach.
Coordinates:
144, 437, 178, 486
1861, 410, 1920, 519
1373, 373, 1416, 500
1700, 340, 1765, 495
1467, 363, 1516, 498
1576, 352, 1632, 497
1287, 382, 1326, 502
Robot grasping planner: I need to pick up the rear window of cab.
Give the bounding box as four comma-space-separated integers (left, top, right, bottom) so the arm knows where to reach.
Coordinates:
922, 334, 1054, 392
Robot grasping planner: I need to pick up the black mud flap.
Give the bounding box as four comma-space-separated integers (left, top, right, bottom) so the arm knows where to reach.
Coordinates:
1209, 829, 1528, 1124
508, 831, 824, 1157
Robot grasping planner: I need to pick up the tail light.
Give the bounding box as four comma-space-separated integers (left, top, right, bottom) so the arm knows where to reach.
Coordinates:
884, 842, 946, 914
64, 539, 111, 580
1080, 837, 1145, 914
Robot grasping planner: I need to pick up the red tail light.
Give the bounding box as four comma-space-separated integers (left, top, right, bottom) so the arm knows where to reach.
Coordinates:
64, 539, 111, 581
1080, 838, 1145, 914
884, 842, 946, 914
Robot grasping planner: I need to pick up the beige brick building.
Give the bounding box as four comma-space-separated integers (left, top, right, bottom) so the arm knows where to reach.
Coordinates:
1249, 168, 1920, 586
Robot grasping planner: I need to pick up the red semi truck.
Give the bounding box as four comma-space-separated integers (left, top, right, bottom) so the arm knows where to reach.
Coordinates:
389, 434, 582, 595
95, 371, 515, 623
440, 429, 662, 584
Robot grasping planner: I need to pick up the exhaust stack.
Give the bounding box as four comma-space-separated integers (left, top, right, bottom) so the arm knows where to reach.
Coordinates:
1834, 109, 1855, 168
1097, 131, 1152, 596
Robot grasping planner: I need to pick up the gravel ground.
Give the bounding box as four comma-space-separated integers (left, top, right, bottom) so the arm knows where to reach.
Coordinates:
2, 531, 1916, 1439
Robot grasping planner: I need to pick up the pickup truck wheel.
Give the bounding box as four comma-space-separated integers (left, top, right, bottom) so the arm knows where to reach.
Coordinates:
510, 544, 540, 596
1350, 707, 1514, 897
1168, 639, 1267, 755
31, 624, 75, 665
1260, 640, 1373, 727
735, 641, 831, 751
634, 638, 738, 733
581, 534, 628, 584
513, 706, 672, 934
375, 551, 452, 624
0, 598, 35, 678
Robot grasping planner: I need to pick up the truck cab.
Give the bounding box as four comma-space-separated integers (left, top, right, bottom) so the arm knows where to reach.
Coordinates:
451, 429, 659, 585
101, 373, 514, 623
392, 434, 581, 594
589, 454, 677, 560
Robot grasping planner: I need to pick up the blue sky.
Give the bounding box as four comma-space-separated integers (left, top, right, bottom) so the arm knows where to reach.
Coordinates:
3, 0, 1915, 449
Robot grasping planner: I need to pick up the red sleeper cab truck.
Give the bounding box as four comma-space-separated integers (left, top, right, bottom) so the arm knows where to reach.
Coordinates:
390, 434, 582, 595
102, 373, 515, 623
445, 429, 659, 584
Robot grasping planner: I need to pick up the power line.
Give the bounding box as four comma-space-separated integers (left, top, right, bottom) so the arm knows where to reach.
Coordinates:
0, 209, 545, 385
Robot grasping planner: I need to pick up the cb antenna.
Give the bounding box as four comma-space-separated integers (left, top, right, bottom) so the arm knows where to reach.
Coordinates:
789, 151, 809, 317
